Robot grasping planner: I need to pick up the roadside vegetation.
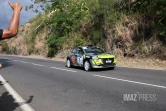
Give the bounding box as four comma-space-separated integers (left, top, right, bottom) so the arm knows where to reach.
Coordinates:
0, 0, 166, 60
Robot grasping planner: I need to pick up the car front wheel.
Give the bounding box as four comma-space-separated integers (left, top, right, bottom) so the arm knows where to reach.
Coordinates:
66, 59, 72, 68
84, 60, 91, 71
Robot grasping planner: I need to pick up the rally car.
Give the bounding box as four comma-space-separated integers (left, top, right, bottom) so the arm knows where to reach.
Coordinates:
66, 46, 116, 71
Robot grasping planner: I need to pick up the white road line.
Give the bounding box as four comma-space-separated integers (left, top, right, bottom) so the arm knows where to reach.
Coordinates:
0, 57, 10, 60
12, 60, 29, 64
20, 61, 29, 64
13, 60, 19, 61
0, 75, 35, 111
51, 67, 77, 72
10, 59, 76, 72
31, 63, 44, 67
93, 75, 166, 89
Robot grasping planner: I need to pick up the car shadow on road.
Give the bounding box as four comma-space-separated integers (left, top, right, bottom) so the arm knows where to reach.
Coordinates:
0, 91, 34, 111
69, 66, 116, 72
91, 68, 116, 72
0, 59, 13, 69
71, 66, 85, 71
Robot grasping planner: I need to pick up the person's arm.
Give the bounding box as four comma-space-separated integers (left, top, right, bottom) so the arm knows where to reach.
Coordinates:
1, 2, 22, 40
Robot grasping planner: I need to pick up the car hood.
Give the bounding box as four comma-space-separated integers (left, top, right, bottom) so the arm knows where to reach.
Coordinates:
86, 53, 115, 58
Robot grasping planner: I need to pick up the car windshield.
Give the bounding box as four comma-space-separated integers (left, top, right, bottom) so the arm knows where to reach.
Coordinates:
83, 47, 104, 54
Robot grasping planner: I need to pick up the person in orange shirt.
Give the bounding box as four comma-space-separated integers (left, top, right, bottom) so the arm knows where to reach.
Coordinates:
0, 2, 22, 68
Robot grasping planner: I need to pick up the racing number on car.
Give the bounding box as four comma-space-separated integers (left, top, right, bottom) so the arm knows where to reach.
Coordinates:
71, 55, 76, 63
77, 55, 83, 65
77, 56, 80, 64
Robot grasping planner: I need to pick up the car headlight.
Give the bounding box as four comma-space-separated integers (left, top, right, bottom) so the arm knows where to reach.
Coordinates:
86, 56, 90, 58
92, 56, 99, 60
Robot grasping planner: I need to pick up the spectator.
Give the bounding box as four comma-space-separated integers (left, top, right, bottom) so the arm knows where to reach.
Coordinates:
0, 2, 22, 68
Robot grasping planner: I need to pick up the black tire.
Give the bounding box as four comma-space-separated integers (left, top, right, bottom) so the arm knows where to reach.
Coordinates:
66, 59, 72, 68
84, 60, 91, 71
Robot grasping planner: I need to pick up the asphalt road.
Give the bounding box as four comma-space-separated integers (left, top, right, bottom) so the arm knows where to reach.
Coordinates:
0, 55, 166, 111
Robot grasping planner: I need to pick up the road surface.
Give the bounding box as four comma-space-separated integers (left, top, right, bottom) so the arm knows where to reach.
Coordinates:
0, 55, 166, 111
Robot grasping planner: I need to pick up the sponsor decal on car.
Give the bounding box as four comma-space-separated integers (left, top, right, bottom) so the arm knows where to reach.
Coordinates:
71, 55, 76, 63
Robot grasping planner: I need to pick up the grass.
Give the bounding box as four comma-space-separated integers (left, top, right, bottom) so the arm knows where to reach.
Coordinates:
117, 57, 166, 70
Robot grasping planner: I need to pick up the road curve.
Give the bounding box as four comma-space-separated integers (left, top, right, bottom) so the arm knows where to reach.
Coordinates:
0, 55, 166, 111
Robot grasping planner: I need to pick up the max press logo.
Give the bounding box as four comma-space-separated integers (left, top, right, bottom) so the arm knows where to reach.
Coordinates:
123, 92, 156, 102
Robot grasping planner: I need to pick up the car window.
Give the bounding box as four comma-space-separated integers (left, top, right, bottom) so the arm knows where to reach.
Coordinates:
77, 48, 84, 55
84, 47, 104, 54
72, 48, 77, 53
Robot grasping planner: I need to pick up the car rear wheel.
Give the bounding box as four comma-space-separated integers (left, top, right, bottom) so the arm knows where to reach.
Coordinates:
84, 60, 91, 71
66, 59, 72, 68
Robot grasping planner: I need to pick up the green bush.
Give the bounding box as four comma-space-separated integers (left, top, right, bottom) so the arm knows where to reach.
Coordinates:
1, 42, 9, 52
46, 33, 66, 57
47, 48, 57, 57
74, 34, 85, 47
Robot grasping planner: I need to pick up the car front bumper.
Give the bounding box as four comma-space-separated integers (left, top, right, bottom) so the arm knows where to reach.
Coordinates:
91, 63, 116, 68
90, 58, 116, 69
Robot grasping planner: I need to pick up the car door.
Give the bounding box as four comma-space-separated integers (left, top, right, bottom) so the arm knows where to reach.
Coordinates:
70, 48, 77, 65
75, 48, 84, 66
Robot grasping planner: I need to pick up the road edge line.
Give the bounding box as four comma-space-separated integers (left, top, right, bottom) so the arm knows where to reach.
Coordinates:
93, 75, 166, 89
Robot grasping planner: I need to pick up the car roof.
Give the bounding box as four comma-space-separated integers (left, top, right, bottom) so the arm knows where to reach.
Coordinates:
73, 45, 100, 50
78, 45, 97, 48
